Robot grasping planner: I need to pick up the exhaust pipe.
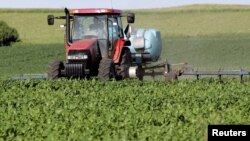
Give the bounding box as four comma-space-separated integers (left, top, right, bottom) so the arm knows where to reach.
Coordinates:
64, 8, 71, 44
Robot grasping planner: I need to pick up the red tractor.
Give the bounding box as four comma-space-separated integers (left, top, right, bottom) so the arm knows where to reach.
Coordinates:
47, 8, 135, 80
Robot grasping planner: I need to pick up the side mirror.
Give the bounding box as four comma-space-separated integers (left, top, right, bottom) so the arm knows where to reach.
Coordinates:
47, 15, 54, 25
127, 13, 135, 24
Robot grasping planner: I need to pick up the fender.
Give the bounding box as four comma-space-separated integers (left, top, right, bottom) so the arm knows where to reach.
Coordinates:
113, 38, 125, 64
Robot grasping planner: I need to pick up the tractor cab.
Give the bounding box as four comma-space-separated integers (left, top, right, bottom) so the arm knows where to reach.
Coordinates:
70, 10, 125, 58
47, 8, 135, 80
72, 13, 123, 42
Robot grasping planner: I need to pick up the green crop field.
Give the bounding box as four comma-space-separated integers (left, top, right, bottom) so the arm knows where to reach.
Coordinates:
0, 79, 250, 140
0, 4, 250, 141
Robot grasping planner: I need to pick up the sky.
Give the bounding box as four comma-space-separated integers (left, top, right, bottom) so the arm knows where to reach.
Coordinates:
1, 0, 250, 9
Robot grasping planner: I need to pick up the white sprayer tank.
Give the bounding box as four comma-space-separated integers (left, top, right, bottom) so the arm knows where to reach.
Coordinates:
127, 28, 162, 62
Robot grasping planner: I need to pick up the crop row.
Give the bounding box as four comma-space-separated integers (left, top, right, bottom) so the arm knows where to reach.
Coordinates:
0, 79, 249, 141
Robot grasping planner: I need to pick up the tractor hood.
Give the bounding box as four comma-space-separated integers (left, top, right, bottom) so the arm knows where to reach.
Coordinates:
70, 38, 98, 50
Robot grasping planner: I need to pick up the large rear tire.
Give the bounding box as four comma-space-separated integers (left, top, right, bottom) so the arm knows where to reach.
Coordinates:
48, 61, 64, 80
116, 48, 132, 80
97, 59, 116, 80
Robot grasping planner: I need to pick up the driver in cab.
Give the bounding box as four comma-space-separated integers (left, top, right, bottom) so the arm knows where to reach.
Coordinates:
87, 18, 107, 39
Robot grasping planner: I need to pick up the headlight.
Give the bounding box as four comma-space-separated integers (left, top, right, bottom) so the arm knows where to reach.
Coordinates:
67, 54, 88, 60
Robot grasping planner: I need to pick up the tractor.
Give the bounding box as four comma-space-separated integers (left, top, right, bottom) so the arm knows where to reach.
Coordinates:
47, 8, 163, 80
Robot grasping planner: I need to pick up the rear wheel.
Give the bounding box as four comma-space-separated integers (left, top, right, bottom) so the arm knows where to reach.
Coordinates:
48, 61, 64, 80
116, 48, 132, 80
97, 59, 116, 80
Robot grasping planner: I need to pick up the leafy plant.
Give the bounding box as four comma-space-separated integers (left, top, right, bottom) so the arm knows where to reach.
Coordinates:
0, 79, 249, 141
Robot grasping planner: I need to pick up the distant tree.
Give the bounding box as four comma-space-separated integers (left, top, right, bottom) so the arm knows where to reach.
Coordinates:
0, 21, 19, 46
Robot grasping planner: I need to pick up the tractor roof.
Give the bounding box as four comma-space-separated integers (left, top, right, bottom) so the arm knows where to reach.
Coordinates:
70, 8, 123, 15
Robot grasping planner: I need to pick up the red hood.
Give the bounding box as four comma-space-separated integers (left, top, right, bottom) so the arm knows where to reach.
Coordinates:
70, 38, 97, 50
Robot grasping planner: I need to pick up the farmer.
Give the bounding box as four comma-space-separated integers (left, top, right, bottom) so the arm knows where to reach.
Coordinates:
88, 17, 107, 38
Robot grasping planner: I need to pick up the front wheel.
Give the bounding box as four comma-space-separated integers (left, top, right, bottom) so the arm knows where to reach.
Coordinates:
97, 59, 116, 80
48, 61, 64, 80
